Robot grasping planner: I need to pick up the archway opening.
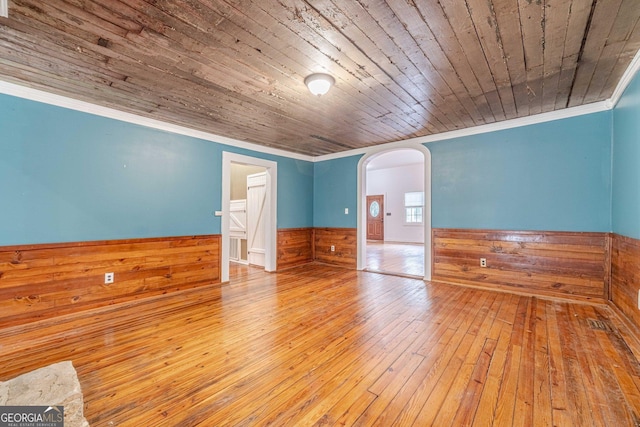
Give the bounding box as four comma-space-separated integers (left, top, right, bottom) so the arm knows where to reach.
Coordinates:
357, 145, 432, 280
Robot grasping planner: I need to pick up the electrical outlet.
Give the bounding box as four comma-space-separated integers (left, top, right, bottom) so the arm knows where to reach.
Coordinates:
480, 258, 487, 268
105, 272, 114, 284
344, 208, 349, 214
331, 245, 335, 252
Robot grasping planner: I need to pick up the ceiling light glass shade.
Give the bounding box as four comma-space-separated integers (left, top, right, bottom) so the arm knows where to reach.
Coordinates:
305, 73, 335, 96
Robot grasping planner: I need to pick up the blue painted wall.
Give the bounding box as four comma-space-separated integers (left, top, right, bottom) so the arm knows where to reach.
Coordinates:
427, 112, 612, 232
612, 71, 640, 239
313, 156, 361, 228
298, 112, 614, 232
1, 90, 620, 246
0, 94, 313, 245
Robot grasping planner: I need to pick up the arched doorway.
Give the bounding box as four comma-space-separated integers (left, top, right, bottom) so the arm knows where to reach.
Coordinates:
357, 145, 432, 280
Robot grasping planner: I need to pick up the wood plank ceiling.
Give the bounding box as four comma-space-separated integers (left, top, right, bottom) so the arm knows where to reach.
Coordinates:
1, 0, 639, 156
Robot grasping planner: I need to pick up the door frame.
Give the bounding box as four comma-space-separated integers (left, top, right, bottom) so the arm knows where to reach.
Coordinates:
222, 152, 277, 282
357, 144, 432, 280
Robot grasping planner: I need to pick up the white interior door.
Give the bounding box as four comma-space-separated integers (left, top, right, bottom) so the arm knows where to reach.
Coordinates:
229, 199, 247, 263
247, 172, 266, 267
230, 199, 247, 238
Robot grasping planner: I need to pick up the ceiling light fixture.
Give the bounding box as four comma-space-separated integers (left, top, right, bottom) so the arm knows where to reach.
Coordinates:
304, 73, 335, 96
0, 0, 8, 18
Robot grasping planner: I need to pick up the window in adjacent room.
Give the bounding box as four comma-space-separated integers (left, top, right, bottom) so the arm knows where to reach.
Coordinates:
404, 191, 424, 224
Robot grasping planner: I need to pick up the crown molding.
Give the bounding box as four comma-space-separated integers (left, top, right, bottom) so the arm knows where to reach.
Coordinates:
0, 80, 315, 162
314, 101, 610, 162
608, 48, 640, 109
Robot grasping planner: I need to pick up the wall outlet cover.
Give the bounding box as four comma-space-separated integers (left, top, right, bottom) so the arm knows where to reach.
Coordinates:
105, 272, 114, 284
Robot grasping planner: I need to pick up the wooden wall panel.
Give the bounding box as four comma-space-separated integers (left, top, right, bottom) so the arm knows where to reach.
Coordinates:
610, 234, 640, 334
313, 228, 357, 268
277, 228, 313, 270
0, 235, 221, 326
432, 229, 608, 302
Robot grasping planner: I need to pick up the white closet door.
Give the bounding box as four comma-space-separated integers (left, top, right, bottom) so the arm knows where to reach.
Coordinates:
246, 172, 266, 267
229, 199, 247, 239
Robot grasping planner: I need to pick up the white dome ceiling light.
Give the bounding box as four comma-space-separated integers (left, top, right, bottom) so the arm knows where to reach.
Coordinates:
304, 73, 335, 96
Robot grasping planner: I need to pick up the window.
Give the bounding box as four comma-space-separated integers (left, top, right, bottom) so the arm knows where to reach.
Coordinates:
404, 192, 424, 224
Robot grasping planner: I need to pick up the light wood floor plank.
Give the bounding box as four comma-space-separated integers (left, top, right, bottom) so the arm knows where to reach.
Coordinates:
430, 293, 505, 425
545, 301, 573, 426
1, 264, 639, 426
472, 323, 515, 426
514, 297, 535, 427
407, 292, 498, 424
555, 303, 598, 427
533, 299, 553, 427
387, 288, 477, 426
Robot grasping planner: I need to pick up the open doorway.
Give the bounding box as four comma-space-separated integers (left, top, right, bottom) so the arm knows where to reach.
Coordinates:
222, 152, 277, 283
228, 164, 267, 268
357, 146, 432, 280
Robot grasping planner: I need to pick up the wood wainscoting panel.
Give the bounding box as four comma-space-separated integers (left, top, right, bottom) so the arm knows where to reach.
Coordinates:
0, 235, 221, 326
611, 234, 640, 333
277, 228, 313, 270
432, 229, 608, 302
314, 228, 357, 268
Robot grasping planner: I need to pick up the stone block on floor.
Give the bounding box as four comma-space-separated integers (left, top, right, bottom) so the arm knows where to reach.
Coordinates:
0, 361, 89, 427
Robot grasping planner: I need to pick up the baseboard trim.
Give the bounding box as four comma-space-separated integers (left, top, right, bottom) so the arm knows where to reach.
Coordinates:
431, 278, 607, 306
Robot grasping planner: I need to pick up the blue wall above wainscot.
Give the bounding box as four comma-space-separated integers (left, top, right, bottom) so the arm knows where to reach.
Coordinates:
427, 111, 612, 232
313, 156, 361, 228
2, 85, 634, 246
0, 94, 313, 245
612, 70, 640, 240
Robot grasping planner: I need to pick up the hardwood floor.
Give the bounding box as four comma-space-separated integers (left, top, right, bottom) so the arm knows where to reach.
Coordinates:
366, 241, 424, 277
1, 264, 639, 426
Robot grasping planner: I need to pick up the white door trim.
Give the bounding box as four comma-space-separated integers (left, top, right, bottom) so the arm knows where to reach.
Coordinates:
357, 144, 432, 280
222, 152, 278, 282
